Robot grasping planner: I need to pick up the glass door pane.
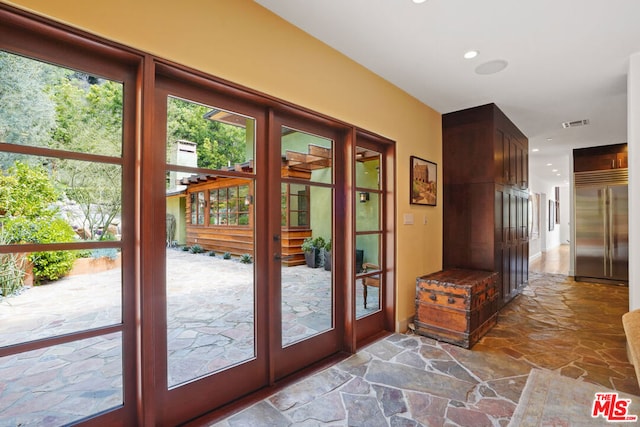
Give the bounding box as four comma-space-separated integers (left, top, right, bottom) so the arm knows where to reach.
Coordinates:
280, 126, 334, 346
0, 50, 129, 425
165, 98, 257, 387
355, 146, 383, 319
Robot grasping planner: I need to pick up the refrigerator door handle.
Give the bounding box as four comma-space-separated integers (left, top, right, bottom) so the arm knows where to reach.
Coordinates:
602, 188, 608, 276
608, 187, 614, 277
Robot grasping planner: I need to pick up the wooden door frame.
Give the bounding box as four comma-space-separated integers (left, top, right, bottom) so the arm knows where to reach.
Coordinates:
268, 109, 349, 381
146, 64, 271, 426
353, 130, 396, 348
0, 5, 142, 426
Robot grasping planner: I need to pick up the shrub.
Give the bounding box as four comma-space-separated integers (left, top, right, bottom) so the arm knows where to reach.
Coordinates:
29, 249, 77, 284
313, 236, 326, 250
0, 162, 59, 218
223, 252, 232, 260
208, 251, 216, 257
3, 217, 78, 284
76, 249, 93, 258
190, 244, 204, 254
301, 237, 314, 253
302, 236, 327, 252
240, 254, 252, 264
0, 250, 26, 297
182, 245, 190, 252
91, 248, 119, 260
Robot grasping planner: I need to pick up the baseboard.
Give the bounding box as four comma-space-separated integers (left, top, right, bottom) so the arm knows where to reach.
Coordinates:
396, 315, 413, 333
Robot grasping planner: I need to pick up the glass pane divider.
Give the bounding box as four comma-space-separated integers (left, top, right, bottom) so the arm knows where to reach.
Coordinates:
0, 323, 123, 358
165, 164, 255, 179
0, 241, 123, 254
0, 141, 124, 165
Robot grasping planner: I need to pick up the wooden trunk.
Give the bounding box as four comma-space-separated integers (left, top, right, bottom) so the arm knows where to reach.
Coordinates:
415, 269, 498, 349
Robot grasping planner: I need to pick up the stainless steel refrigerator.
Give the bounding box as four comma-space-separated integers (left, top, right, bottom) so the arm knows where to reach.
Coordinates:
574, 169, 628, 283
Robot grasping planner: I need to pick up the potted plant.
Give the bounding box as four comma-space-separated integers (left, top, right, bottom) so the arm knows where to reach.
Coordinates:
301, 237, 316, 268
323, 238, 332, 271
302, 236, 325, 268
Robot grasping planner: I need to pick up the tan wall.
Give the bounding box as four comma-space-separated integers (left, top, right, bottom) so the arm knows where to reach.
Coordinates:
6, 0, 443, 329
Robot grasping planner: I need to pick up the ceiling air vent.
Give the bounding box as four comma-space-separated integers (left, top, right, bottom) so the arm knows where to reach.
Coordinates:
562, 119, 590, 129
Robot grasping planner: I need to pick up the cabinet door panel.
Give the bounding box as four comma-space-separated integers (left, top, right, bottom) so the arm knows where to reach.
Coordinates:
510, 192, 517, 242
521, 143, 529, 189
510, 243, 517, 295
513, 140, 522, 187
502, 247, 511, 304
495, 129, 507, 184
574, 153, 616, 172
617, 153, 628, 169
495, 189, 505, 243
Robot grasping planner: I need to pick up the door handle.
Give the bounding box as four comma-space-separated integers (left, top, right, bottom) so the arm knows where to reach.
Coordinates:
602, 189, 608, 276
608, 187, 614, 276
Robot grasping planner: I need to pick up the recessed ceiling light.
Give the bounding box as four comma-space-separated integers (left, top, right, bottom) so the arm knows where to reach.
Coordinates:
463, 50, 479, 59
546, 163, 553, 166
532, 148, 539, 152
412, 0, 428, 3
552, 169, 558, 172
475, 59, 508, 75
546, 138, 553, 141
557, 173, 561, 176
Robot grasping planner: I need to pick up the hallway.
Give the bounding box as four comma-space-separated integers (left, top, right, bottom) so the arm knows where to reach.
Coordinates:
529, 244, 570, 275
195, 269, 637, 426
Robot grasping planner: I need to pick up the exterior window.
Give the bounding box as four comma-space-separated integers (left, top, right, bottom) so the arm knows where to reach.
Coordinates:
190, 191, 205, 225
281, 183, 310, 228
209, 184, 250, 226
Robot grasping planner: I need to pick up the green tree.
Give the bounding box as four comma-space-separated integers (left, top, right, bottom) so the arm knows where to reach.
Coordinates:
48, 72, 124, 238
0, 51, 58, 149
60, 161, 121, 240
50, 75, 122, 156
167, 97, 246, 170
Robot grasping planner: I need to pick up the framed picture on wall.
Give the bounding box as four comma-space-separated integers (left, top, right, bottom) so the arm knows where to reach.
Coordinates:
410, 156, 437, 206
549, 200, 555, 231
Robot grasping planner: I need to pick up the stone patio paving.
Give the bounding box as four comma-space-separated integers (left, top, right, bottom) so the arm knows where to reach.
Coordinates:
0, 248, 379, 426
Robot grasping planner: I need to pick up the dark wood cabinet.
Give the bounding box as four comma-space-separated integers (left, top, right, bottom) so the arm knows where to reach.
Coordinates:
443, 103, 529, 307
573, 143, 628, 172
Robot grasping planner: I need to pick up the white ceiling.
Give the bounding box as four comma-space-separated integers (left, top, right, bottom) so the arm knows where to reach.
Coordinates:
255, 0, 640, 187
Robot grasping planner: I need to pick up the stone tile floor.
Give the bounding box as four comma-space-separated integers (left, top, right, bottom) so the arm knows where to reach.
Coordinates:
203, 272, 639, 426
1, 255, 637, 426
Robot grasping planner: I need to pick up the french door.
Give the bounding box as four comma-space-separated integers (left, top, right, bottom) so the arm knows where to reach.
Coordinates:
148, 71, 267, 425
270, 113, 345, 379
148, 69, 348, 425
0, 12, 140, 426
